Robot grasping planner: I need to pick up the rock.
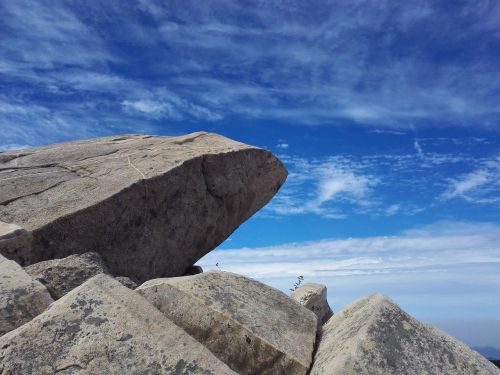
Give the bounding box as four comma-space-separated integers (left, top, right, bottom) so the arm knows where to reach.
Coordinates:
0, 274, 237, 374
114, 276, 137, 289
0, 254, 53, 336
291, 283, 333, 329
24, 252, 109, 299
137, 271, 317, 375
310, 293, 500, 375
0, 132, 287, 282
183, 264, 203, 276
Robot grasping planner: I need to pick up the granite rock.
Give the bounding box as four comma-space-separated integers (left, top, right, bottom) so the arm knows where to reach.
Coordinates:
0, 274, 237, 374
291, 283, 333, 329
137, 271, 317, 375
310, 293, 499, 375
0, 132, 287, 282
24, 252, 109, 299
0, 254, 53, 336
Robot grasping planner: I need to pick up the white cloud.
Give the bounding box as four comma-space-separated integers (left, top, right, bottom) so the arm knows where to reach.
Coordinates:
0, 0, 111, 73
441, 158, 500, 204
265, 156, 378, 218
122, 89, 224, 121
444, 171, 490, 198
122, 99, 172, 117
201, 221, 500, 278
3, 0, 500, 133
199, 221, 500, 296
414, 139, 424, 156
263, 149, 500, 219
385, 204, 401, 216
276, 143, 289, 149
316, 169, 371, 205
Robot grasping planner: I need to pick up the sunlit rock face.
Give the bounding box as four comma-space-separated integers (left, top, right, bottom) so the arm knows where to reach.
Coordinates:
310, 293, 499, 375
0, 254, 53, 336
137, 271, 318, 375
0, 274, 237, 375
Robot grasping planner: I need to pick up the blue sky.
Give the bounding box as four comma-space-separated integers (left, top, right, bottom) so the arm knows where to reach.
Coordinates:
1, 0, 499, 350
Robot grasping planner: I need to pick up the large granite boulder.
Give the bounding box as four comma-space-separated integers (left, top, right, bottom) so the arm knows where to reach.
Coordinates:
310, 293, 499, 375
137, 271, 317, 375
25, 252, 109, 299
0, 254, 53, 336
291, 283, 333, 329
0, 274, 237, 374
0, 132, 287, 282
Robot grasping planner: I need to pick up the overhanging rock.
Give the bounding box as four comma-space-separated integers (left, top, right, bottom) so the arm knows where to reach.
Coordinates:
0, 132, 287, 282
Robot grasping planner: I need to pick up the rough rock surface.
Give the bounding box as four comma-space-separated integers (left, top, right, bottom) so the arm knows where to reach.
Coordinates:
137, 271, 317, 375
0, 274, 237, 375
291, 283, 333, 329
24, 252, 109, 299
310, 293, 499, 375
0, 254, 53, 336
114, 276, 137, 289
0, 132, 287, 282
183, 264, 203, 276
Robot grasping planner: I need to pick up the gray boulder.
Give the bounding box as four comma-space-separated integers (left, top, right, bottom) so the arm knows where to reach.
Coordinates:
0, 254, 53, 336
183, 264, 203, 276
0, 132, 287, 282
291, 283, 333, 329
137, 271, 317, 375
310, 293, 499, 375
0, 274, 237, 374
25, 252, 109, 299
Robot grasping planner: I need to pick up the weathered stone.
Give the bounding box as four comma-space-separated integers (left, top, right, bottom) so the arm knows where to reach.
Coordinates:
137, 271, 317, 375
183, 264, 203, 276
291, 283, 333, 329
25, 252, 109, 299
0, 254, 53, 336
310, 293, 499, 375
114, 276, 137, 289
0, 274, 237, 375
0, 132, 287, 282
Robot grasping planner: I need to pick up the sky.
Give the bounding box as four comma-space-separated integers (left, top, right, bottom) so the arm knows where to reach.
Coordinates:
1, 0, 499, 351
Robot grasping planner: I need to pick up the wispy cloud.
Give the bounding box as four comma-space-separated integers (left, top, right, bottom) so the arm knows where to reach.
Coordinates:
276, 142, 289, 150
122, 92, 223, 121
442, 158, 500, 204
414, 139, 424, 157
0, 0, 111, 73
265, 155, 378, 218
201, 221, 500, 280
385, 204, 401, 216
1, 0, 500, 145
263, 145, 500, 219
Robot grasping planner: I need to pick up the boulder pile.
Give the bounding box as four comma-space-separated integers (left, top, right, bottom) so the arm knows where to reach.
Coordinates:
0, 133, 498, 374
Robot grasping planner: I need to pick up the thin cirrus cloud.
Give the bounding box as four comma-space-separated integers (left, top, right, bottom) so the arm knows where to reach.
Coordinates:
265, 146, 500, 219
199, 221, 500, 281
441, 158, 500, 204
265, 155, 378, 218
2, 0, 500, 147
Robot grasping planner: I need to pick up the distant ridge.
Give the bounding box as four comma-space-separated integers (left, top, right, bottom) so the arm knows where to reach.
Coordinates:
474, 347, 500, 360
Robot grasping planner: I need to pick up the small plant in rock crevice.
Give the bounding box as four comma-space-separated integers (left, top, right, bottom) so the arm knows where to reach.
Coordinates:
290, 275, 304, 291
